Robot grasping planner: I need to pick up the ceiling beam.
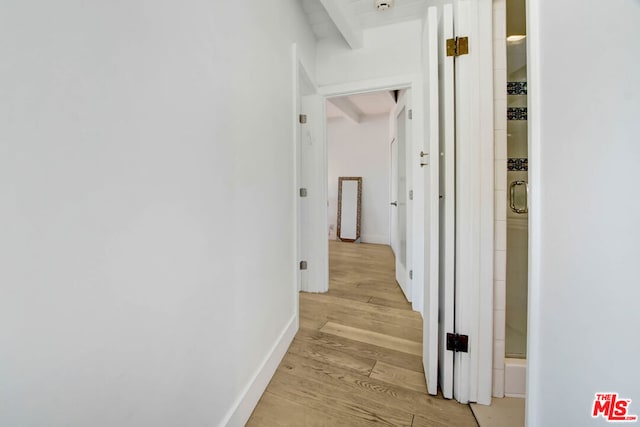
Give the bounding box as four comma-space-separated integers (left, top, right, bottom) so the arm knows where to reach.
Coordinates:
327, 97, 362, 124
384, 90, 397, 107
319, 0, 363, 49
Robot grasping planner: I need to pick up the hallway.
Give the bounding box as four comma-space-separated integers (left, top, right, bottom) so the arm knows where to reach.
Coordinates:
247, 241, 477, 426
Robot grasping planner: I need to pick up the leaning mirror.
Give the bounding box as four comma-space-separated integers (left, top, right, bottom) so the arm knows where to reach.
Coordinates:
337, 177, 362, 242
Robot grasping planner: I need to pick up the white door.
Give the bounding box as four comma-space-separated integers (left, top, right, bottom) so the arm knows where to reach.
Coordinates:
421, 5, 442, 396
391, 92, 411, 301
454, 0, 492, 404
390, 137, 398, 250
298, 93, 329, 294
420, 3, 458, 400
438, 3, 456, 399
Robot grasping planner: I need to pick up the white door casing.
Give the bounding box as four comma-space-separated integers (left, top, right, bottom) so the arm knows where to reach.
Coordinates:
318, 75, 426, 314
453, 0, 474, 403
421, 5, 441, 396
438, 3, 456, 400
391, 91, 411, 302
316, 79, 446, 397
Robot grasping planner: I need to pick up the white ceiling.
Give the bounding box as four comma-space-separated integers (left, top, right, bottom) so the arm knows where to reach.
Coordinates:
301, 0, 340, 39
327, 90, 397, 122
301, 0, 429, 42
348, 91, 396, 115
302, 1, 421, 120
348, 0, 430, 29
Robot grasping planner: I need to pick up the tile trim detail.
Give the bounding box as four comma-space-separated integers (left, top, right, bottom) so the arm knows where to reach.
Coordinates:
507, 107, 527, 121
507, 81, 527, 95
508, 158, 528, 171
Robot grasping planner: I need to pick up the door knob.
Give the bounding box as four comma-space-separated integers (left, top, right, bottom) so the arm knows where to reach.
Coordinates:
390, 201, 398, 206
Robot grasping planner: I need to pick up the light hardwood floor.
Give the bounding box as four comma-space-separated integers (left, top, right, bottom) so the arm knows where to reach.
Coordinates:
247, 241, 478, 426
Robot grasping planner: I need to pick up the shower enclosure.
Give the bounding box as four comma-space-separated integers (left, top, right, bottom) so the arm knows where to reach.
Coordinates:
505, 39, 528, 361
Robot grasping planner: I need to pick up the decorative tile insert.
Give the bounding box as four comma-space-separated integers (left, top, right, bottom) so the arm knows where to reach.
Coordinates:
508, 158, 528, 171
507, 107, 527, 121
507, 81, 527, 95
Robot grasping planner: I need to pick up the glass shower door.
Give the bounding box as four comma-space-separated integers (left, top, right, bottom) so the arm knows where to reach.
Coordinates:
505, 39, 529, 359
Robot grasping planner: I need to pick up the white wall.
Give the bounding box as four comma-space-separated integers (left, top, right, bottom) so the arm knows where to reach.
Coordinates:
527, 1, 640, 425
492, 0, 508, 398
316, 20, 423, 86
0, 1, 315, 426
327, 115, 390, 244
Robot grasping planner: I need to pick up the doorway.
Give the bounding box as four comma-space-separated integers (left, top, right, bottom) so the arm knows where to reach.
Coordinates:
317, 76, 429, 313
325, 88, 411, 302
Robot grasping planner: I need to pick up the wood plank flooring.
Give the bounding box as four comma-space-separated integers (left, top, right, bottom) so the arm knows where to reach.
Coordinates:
247, 241, 478, 426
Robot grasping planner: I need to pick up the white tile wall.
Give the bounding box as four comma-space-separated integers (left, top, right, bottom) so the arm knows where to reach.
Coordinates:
493, 70, 507, 102
493, 279, 506, 310
494, 219, 507, 250
492, 368, 505, 397
493, 339, 505, 368
493, 41, 507, 69
492, 0, 507, 399
492, 10, 506, 42
495, 190, 506, 221
494, 130, 507, 159
494, 250, 506, 281
494, 309, 506, 340
495, 159, 507, 191
494, 99, 507, 130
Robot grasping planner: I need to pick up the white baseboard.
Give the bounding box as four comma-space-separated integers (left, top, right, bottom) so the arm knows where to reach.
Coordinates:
220, 315, 298, 427
328, 235, 389, 245
361, 234, 390, 245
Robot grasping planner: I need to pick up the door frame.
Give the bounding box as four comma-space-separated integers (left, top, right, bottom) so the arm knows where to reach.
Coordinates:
293, 44, 327, 301
318, 74, 426, 314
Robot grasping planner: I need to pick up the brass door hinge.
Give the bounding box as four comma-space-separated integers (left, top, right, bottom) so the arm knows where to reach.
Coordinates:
446, 36, 469, 57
